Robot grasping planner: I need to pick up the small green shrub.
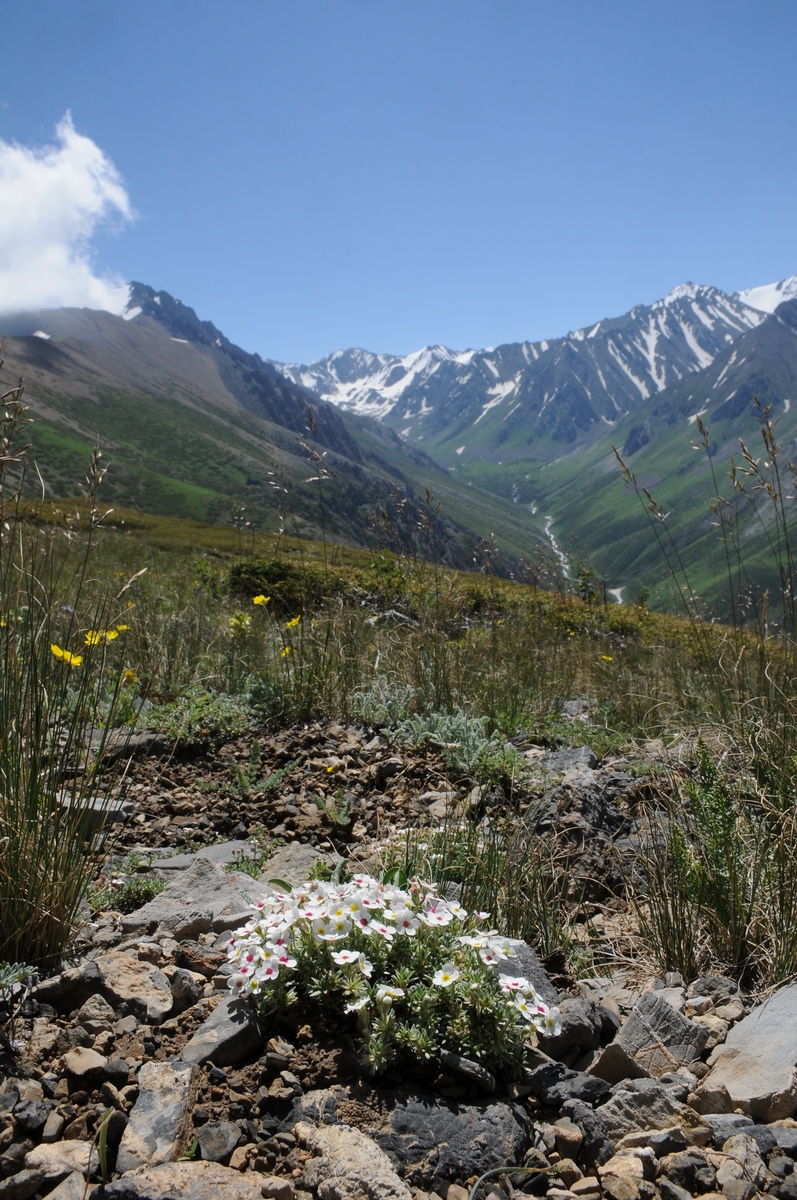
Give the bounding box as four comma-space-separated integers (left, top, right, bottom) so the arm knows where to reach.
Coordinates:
145, 689, 255, 751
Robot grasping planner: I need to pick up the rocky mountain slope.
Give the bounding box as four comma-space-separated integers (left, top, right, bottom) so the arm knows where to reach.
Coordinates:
0, 288, 543, 569
274, 283, 774, 454
274, 278, 797, 609
4, 722, 797, 1200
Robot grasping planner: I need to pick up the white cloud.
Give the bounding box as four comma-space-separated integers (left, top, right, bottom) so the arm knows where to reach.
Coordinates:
0, 113, 133, 315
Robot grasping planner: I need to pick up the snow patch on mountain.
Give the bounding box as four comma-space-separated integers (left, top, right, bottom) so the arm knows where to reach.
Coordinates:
736, 275, 797, 314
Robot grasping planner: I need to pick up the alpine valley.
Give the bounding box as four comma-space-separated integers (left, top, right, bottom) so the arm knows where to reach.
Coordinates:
3, 271, 797, 610
275, 274, 797, 612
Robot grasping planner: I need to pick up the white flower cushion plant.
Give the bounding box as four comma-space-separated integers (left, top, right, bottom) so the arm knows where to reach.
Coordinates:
226, 875, 560, 1073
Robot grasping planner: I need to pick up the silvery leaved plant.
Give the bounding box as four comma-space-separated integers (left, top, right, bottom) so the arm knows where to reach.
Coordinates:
226, 874, 560, 1074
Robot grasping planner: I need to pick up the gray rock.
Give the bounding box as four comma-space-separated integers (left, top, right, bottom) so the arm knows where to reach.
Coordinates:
657, 1149, 712, 1192
297, 1121, 412, 1200
588, 1042, 651, 1086
686, 975, 739, 1002
35, 950, 173, 1024
41, 1171, 90, 1200
257, 841, 334, 887
438, 1050, 495, 1093
24, 1142, 98, 1182
560, 1099, 614, 1169
76, 993, 116, 1034
196, 1121, 242, 1162
702, 982, 797, 1121
699, 1112, 754, 1147
57, 790, 134, 836
743, 1125, 777, 1156
116, 1060, 198, 1173
773, 1128, 797, 1156
497, 939, 559, 1005
524, 1062, 610, 1107
541, 746, 599, 774
595, 1078, 698, 1142
169, 968, 205, 1009
181, 996, 261, 1067
614, 991, 708, 1077
95, 1160, 269, 1199
119, 857, 259, 937
658, 1180, 692, 1200
151, 840, 250, 870
538, 998, 603, 1058
0, 1168, 45, 1200
377, 1095, 532, 1189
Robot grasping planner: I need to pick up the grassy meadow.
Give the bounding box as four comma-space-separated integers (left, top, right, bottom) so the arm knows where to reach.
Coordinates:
3, 372, 797, 999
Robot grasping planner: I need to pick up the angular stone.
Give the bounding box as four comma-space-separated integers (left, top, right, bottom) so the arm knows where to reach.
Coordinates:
196, 1121, 242, 1162
595, 1079, 699, 1142
169, 967, 205, 1009
498, 939, 559, 1005
181, 996, 261, 1066
41, 1171, 90, 1200
686, 976, 738, 1003
24, 1141, 98, 1182
560, 1101, 614, 1170
119, 857, 260, 937
94, 1160, 269, 1199
525, 1062, 610, 1107
116, 1060, 198, 1173
0, 1168, 45, 1200
614, 992, 708, 1077
35, 950, 173, 1024
376, 1093, 531, 1187
76, 993, 116, 1034
297, 1121, 412, 1200
538, 999, 604, 1058
689, 1081, 734, 1115
260, 1178, 295, 1200
702, 982, 797, 1121
439, 1050, 495, 1093
715, 1133, 766, 1189
63, 1047, 108, 1077
691, 1014, 729, 1051
588, 1043, 651, 1087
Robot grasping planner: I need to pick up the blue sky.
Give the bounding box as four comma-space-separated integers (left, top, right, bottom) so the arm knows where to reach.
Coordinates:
2, 2, 796, 362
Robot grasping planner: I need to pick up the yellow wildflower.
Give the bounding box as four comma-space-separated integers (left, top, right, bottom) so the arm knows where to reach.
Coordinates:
280, 646, 291, 657
51, 643, 82, 667
115, 623, 130, 632
121, 669, 138, 686
286, 615, 301, 629
601, 655, 614, 662
252, 595, 270, 606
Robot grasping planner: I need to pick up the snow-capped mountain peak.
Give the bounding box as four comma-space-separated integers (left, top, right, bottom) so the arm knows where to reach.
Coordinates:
735, 274, 797, 315
272, 278, 769, 441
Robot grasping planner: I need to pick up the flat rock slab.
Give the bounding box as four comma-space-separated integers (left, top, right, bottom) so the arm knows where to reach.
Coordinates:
615, 991, 708, 1077
150, 840, 250, 871
94, 1160, 268, 1199
702, 981, 797, 1121
256, 841, 334, 887
24, 1141, 98, 1182
117, 1060, 198, 1173
181, 995, 261, 1066
34, 951, 173, 1024
120, 858, 258, 937
376, 1094, 532, 1189
297, 1120, 412, 1200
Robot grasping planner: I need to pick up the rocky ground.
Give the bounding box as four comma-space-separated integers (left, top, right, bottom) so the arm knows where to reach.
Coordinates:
2, 720, 796, 1200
